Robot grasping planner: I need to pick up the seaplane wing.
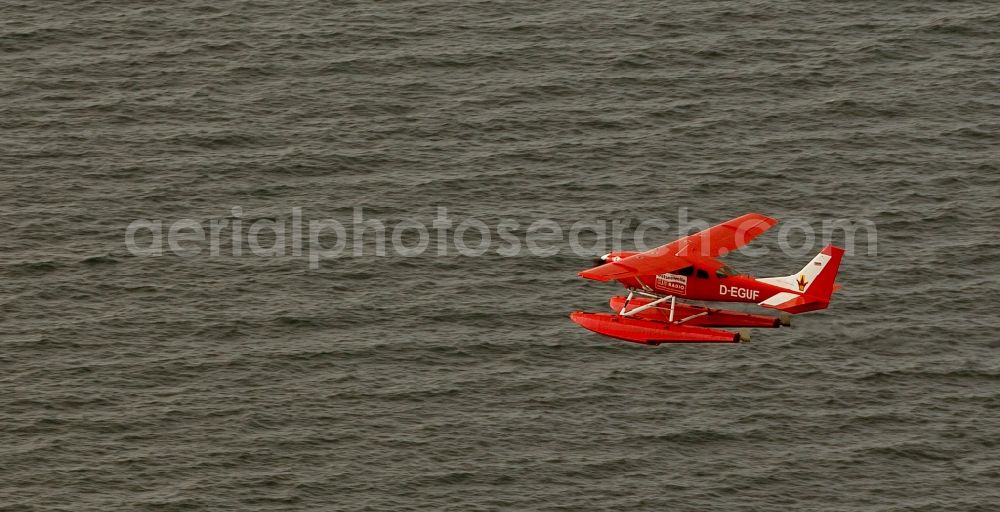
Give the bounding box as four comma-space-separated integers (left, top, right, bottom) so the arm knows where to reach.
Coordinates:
578, 213, 777, 282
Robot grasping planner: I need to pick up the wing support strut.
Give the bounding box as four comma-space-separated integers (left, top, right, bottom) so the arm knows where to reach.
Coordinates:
621, 294, 673, 318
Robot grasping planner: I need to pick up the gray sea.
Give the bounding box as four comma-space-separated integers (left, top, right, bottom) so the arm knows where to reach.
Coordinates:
3, 1, 1000, 510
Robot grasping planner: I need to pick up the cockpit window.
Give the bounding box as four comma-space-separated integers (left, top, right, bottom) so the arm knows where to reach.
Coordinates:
696, 269, 710, 279
676, 266, 694, 276
715, 265, 738, 278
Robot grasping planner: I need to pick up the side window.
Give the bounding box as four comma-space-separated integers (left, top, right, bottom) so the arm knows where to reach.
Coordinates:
696, 269, 710, 279
715, 265, 738, 279
677, 266, 694, 276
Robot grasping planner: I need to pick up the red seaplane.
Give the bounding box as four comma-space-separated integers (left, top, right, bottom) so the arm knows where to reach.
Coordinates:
570, 213, 843, 345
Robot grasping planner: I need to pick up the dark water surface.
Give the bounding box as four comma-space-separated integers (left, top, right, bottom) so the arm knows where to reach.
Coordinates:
3, 1, 1000, 510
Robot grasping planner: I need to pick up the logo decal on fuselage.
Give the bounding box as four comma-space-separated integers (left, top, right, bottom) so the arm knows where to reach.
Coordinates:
656, 273, 687, 294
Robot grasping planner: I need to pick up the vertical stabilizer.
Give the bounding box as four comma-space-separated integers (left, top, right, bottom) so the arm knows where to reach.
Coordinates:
758, 245, 844, 313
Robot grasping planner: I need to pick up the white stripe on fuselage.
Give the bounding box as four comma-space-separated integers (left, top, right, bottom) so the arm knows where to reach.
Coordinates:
760, 291, 799, 306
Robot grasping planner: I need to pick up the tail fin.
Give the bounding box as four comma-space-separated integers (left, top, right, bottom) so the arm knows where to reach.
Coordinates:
758, 245, 844, 314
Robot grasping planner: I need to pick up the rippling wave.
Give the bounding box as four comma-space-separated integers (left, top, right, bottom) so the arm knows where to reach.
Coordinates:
2, 0, 998, 510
